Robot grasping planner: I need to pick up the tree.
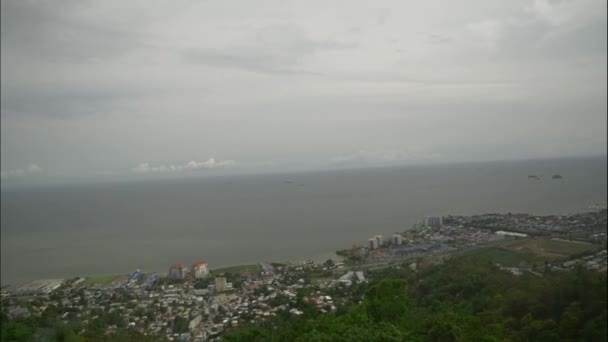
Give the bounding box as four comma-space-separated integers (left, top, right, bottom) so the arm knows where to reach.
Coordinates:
223, 255, 608, 341
55, 325, 80, 342
364, 279, 411, 323
194, 278, 212, 289
173, 316, 190, 334
323, 259, 335, 268
559, 302, 583, 338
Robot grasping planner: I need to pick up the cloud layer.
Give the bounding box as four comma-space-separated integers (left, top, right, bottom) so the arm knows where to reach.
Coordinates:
132, 158, 235, 174
1, 163, 43, 179
1, 0, 606, 184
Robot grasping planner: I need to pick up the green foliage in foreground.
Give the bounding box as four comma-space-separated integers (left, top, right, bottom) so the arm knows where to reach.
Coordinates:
1, 256, 606, 341
224, 256, 607, 342
0, 304, 161, 342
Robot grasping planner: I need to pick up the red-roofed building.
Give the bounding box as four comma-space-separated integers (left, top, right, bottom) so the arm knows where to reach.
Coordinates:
239, 271, 252, 281
192, 261, 209, 279
168, 264, 188, 280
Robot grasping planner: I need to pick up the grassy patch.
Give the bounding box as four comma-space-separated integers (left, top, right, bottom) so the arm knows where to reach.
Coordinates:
212, 264, 261, 276
81, 275, 118, 286
499, 238, 599, 257
311, 277, 334, 284
465, 238, 601, 267
534, 239, 598, 255
466, 248, 541, 267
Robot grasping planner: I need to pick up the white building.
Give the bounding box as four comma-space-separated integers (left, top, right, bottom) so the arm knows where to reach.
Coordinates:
392, 234, 403, 245
15, 279, 64, 295
424, 216, 443, 227
495, 230, 528, 237
375, 235, 384, 246
368, 238, 379, 250
338, 271, 354, 286
215, 277, 227, 292
189, 315, 202, 331
192, 261, 209, 279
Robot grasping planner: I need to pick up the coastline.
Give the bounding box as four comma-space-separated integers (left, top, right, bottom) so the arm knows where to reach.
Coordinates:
4, 208, 605, 290
1, 251, 346, 289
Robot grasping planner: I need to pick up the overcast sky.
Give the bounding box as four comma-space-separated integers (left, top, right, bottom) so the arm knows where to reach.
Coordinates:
1, 0, 606, 185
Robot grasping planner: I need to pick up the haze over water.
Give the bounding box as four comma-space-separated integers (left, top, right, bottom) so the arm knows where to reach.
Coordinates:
1, 156, 606, 286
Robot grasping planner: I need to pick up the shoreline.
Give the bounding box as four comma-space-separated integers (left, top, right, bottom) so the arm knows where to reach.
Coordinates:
1, 251, 346, 289
2, 207, 606, 289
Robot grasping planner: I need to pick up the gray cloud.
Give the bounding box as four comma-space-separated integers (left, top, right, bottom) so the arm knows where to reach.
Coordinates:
0, 0, 605, 185
0, 0, 144, 64
428, 34, 452, 45
183, 24, 354, 74
0, 85, 141, 119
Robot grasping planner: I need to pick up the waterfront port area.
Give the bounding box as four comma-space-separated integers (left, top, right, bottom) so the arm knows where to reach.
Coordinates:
1, 209, 606, 341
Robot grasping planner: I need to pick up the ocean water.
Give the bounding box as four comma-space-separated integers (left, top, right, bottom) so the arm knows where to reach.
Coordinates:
1, 156, 606, 285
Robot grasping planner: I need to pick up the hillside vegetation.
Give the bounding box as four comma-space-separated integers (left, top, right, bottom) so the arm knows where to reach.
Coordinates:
223, 256, 607, 341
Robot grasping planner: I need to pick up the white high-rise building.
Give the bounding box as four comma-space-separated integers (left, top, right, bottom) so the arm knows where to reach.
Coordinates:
192, 261, 209, 279
392, 234, 403, 245
368, 238, 379, 250
375, 235, 384, 247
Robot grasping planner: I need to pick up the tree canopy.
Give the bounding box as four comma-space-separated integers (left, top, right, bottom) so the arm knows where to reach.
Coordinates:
224, 256, 607, 341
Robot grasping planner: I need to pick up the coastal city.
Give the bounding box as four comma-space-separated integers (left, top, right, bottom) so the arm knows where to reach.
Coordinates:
2, 0, 606, 339
1, 209, 606, 341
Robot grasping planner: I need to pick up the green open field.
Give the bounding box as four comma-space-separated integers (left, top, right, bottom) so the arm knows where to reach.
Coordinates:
464, 238, 601, 267
305, 270, 337, 284
498, 238, 599, 257
81, 275, 118, 286
466, 248, 542, 267
311, 277, 334, 284
212, 264, 261, 276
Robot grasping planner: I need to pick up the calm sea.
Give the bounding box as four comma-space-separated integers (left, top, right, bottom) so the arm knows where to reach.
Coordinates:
1, 156, 606, 285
